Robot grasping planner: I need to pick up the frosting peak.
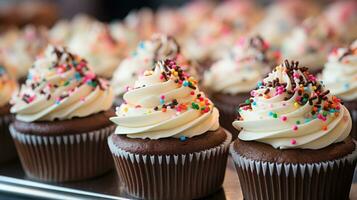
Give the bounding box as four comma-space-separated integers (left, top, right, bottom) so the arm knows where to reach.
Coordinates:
233, 60, 351, 149
111, 34, 194, 97
111, 59, 219, 139
11, 45, 113, 122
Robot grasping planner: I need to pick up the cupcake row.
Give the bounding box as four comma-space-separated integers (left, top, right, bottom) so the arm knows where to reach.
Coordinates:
0, 0, 356, 81
0, 42, 356, 199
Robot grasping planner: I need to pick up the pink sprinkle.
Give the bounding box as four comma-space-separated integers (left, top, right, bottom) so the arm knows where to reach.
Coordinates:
281, 116, 287, 122
80, 97, 85, 102
160, 95, 165, 99
291, 139, 297, 145
293, 72, 300, 78
28, 95, 36, 103
160, 74, 164, 80
292, 125, 298, 131
135, 105, 142, 108
250, 90, 256, 96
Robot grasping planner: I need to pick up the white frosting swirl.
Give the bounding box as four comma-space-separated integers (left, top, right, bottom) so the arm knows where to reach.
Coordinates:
204, 36, 279, 94
111, 35, 183, 97
111, 60, 219, 139
321, 41, 357, 101
0, 66, 17, 107
233, 61, 351, 149
11, 46, 113, 122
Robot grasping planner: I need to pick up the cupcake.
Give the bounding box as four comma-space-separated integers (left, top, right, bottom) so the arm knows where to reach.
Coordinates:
321, 40, 357, 139
108, 59, 231, 200
282, 18, 338, 74
323, 0, 357, 43
231, 60, 357, 200
2, 25, 48, 82
111, 34, 197, 106
10, 46, 115, 182
0, 65, 18, 163
203, 36, 280, 136
68, 22, 125, 79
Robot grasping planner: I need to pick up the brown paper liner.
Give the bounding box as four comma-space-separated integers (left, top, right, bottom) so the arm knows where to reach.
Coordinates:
0, 114, 17, 163
10, 125, 116, 182
108, 132, 232, 200
344, 101, 357, 139
230, 143, 357, 200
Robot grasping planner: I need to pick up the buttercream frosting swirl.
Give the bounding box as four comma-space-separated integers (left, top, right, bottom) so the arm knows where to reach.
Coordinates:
111, 35, 195, 97
233, 60, 351, 149
0, 66, 17, 107
11, 45, 113, 122
111, 59, 219, 139
204, 36, 280, 94
321, 40, 357, 101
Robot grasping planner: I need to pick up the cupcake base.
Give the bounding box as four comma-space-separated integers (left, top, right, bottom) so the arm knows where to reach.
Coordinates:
230, 138, 357, 200
344, 100, 357, 139
0, 106, 16, 163
10, 110, 116, 182
210, 92, 250, 140
108, 128, 232, 200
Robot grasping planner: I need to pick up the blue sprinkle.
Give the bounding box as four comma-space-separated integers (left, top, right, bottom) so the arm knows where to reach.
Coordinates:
74, 72, 81, 81
183, 81, 189, 87
0, 67, 4, 75
252, 102, 257, 106
179, 136, 187, 142
257, 81, 263, 87
304, 118, 311, 123
344, 83, 350, 89
268, 111, 274, 116
160, 99, 165, 104
139, 42, 145, 49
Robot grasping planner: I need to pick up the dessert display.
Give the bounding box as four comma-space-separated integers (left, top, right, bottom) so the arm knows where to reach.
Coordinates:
109, 59, 231, 199
204, 35, 280, 136
231, 60, 356, 199
0, 64, 18, 163
0, 0, 355, 199
9, 45, 115, 182
321, 40, 357, 139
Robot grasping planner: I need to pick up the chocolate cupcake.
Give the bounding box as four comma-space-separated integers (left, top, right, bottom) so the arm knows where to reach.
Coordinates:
111, 34, 198, 106
281, 18, 339, 75
231, 60, 357, 200
10, 46, 115, 182
108, 60, 231, 200
203, 36, 280, 137
0, 66, 17, 163
321, 40, 357, 139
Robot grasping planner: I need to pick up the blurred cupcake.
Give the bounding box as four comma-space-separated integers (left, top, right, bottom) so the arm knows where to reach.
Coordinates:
252, 0, 320, 48
155, 7, 185, 38
231, 60, 356, 200
2, 25, 48, 82
204, 36, 280, 136
111, 34, 197, 106
108, 59, 231, 200
321, 40, 357, 138
124, 8, 156, 40
10, 46, 115, 182
68, 22, 125, 79
282, 18, 338, 74
323, 0, 357, 43
0, 65, 17, 163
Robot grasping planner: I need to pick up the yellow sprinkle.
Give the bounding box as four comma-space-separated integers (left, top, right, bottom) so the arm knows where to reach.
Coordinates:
294, 102, 300, 108
312, 86, 317, 90
173, 71, 178, 76
123, 107, 128, 113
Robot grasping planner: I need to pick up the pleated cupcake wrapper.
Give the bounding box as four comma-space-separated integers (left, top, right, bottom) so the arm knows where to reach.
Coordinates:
108, 132, 232, 200
0, 114, 17, 163
9, 124, 116, 182
350, 109, 357, 139
230, 143, 357, 200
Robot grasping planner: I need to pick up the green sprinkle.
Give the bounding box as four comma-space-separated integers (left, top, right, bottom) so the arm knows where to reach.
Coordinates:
296, 120, 301, 125
272, 113, 278, 118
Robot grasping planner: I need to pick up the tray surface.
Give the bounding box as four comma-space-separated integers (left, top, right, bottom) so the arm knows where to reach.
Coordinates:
0, 157, 356, 200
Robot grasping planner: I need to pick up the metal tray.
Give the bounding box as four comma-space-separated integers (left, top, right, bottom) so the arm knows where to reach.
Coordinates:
0, 157, 356, 200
